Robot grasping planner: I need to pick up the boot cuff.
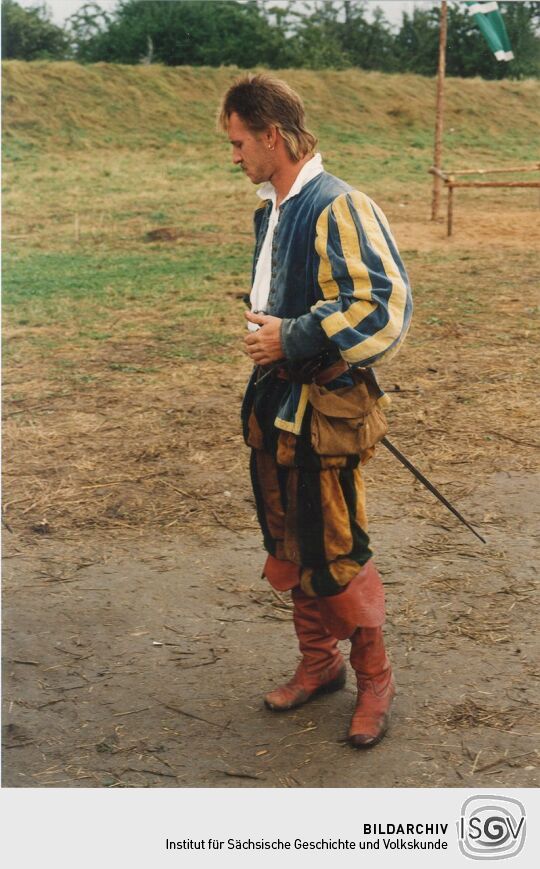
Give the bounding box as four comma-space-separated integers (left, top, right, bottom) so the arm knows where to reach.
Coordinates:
263, 555, 301, 591
317, 560, 385, 638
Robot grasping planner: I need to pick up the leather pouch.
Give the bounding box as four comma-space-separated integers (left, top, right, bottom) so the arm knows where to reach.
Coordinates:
309, 372, 388, 457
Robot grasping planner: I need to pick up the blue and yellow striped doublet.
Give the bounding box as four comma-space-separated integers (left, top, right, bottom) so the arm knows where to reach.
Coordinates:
249, 171, 412, 433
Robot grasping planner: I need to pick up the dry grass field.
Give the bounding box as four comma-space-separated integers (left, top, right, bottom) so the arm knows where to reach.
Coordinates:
2, 62, 539, 788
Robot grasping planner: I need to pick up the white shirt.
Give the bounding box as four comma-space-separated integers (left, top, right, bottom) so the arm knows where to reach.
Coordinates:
248, 153, 324, 331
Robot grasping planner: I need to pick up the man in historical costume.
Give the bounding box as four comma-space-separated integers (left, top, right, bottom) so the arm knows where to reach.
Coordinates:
219, 74, 412, 748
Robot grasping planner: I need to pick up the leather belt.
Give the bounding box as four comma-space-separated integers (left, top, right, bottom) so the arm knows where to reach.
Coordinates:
276, 358, 349, 386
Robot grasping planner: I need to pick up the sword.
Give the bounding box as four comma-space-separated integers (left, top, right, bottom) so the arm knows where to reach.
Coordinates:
381, 436, 486, 544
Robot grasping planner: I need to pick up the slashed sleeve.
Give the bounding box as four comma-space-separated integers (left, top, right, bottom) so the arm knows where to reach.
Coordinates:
280, 191, 413, 366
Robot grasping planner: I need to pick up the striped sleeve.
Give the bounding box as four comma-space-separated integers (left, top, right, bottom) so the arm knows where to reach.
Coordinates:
281, 191, 413, 367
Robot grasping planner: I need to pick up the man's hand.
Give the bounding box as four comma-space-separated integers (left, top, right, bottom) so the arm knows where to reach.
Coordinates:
244, 311, 284, 365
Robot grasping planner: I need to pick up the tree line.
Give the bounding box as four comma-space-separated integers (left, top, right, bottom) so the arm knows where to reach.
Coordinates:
2, 0, 539, 79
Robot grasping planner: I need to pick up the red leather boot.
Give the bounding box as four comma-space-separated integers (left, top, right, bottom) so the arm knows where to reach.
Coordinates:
316, 561, 394, 748
264, 586, 346, 711
348, 627, 395, 748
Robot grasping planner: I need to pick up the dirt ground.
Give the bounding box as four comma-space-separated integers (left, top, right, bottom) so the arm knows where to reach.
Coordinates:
3, 203, 540, 788
3, 466, 539, 788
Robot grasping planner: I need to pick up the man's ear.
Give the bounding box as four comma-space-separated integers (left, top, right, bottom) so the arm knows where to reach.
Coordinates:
263, 125, 278, 151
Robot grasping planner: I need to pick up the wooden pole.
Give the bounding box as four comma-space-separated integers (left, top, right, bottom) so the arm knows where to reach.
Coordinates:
446, 180, 540, 189
431, 0, 447, 221
447, 184, 454, 237
443, 164, 540, 176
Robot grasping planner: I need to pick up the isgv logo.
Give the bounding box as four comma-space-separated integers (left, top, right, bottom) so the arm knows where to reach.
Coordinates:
458, 795, 526, 860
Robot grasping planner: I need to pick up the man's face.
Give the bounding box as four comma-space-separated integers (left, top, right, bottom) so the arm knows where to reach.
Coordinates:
227, 112, 274, 185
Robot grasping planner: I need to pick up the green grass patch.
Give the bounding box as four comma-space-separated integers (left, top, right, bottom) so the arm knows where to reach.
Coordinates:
3, 246, 251, 312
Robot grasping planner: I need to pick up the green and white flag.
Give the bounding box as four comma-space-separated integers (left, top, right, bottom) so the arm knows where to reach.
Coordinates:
466, 1, 514, 61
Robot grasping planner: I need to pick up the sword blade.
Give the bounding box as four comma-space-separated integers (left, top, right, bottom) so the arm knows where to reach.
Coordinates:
381, 436, 486, 544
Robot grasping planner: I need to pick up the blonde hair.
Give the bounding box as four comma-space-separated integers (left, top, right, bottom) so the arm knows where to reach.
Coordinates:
218, 73, 317, 162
